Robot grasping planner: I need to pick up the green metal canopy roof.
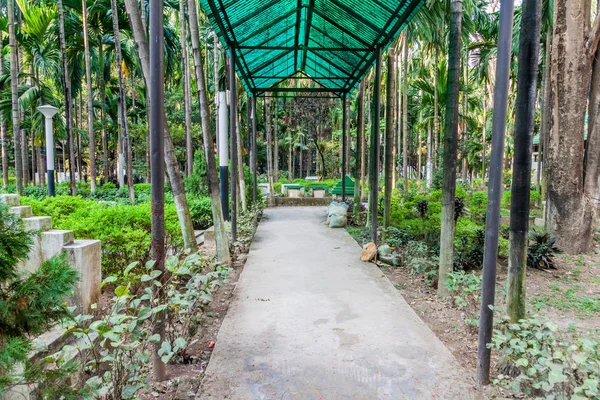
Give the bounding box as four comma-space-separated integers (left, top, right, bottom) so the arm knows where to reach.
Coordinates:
199, 0, 424, 96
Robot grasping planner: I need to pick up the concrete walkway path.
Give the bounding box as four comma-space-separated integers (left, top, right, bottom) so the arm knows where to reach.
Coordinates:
199, 207, 479, 400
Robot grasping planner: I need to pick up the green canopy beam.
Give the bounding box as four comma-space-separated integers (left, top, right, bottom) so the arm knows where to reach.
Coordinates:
200, 0, 424, 94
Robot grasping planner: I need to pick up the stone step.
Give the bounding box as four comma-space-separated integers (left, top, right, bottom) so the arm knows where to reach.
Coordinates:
9, 205, 32, 218
22, 216, 52, 232
63, 239, 101, 314
0, 193, 20, 206
41, 230, 75, 261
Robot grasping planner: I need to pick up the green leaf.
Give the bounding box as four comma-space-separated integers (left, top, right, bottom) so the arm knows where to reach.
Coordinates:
148, 334, 161, 343
150, 269, 162, 279
101, 276, 118, 288
174, 337, 186, 349
124, 262, 139, 276
115, 285, 129, 297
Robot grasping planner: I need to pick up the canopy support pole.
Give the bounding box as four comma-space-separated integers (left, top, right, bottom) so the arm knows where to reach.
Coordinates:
477, 0, 515, 384
370, 47, 382, 242
342, 92, 347, 202
229, 46, 238, 242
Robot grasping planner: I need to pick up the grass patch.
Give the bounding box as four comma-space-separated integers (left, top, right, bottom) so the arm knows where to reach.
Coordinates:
532, 285, 600, 317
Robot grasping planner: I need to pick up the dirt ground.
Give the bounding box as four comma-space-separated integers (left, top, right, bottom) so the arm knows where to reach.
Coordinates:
377, 244, 600, 398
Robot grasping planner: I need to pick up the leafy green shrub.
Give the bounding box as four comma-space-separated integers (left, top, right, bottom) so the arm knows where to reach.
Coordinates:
468, 190, 488, 223
444, 270, 482, 326
21, 196, 182, 276
528, 230, 562, 270
0, 204, 78, 396
52, 253, 230, 399
416, 199, 429, 218
188, 197, 213, 229
491, 316, 600, 399
454, 197, 465, 222
454, 228, 485, 271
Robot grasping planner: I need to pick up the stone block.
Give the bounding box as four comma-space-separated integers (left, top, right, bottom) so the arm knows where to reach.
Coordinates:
63, 240, 101, 313
204, 226, 215, 246
0, 193, 20, 206
9, 205, 32, 218
41, 230, 74, 261
17, 235, 43, 275
288, 188, 302, 198
22, 216, 52, 232
313, 189, 326, 198
534, 217, 545, 227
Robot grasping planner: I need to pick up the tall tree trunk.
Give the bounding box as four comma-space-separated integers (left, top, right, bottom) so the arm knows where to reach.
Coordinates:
345, 96, 351, 175
56, 0, 77, 196
180, 0, 194, 178
482, 92, 487, 182
538, 31, 552, 195
384, 48, 395, 230
124, 0, 199, 253
82, 0, 96, 192
184, 0, 228, 257
0, 48, 7, 187
417, 131, 422, 182
355, 80, 366, 207
265, 96, 275, 205
546, 0, 600, 253
507, 0, 542, 322
461, 51, 469, 184
7, 0, 22, 194
288, 131, 293, 180
434, 48, 440, 170
274, 100, 279, 181
426, 124, 432, 187
237, 111, 246, 212
402, 32, 409, 192
437, 0, 463, 296
111, 0, 134, 201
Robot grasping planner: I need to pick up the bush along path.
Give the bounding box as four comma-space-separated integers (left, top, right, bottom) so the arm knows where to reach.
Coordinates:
0, 201, 263, 399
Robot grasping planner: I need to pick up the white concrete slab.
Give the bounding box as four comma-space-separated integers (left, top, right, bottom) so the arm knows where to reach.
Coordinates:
200, 207, 479, 400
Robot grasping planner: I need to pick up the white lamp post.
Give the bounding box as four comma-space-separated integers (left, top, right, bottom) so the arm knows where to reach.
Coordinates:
37, 105, 59, 196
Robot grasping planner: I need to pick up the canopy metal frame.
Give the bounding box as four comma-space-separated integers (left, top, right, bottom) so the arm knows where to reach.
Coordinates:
201, 0, 424, 95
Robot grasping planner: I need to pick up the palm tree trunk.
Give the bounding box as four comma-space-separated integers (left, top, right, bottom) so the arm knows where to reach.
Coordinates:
537, 31, 552, 193
7, 0, 22, 194
124, 0, 199, 253
274, 100, 279, 181
438, 0, 463, 297
482, 92, 487, 182
288, 131, 293, 180
0, 47, 7, 187
507, 0, 542, 322
111, 0, 134, 201
402, 32, 409, 192
82, 0, 96, 192
265, 97, 275, 205
56, 0, 77, 196
356, 80, 365, 204
434, 48, 440, 170
237, 111, 246, 212
461, 51, 469, 184
180, 0, 194, 178
384, 48, 395, 230
185, 0, 229, 258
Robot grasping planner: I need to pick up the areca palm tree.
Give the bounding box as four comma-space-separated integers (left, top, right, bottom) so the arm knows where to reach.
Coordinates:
7, 0, 22, 194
